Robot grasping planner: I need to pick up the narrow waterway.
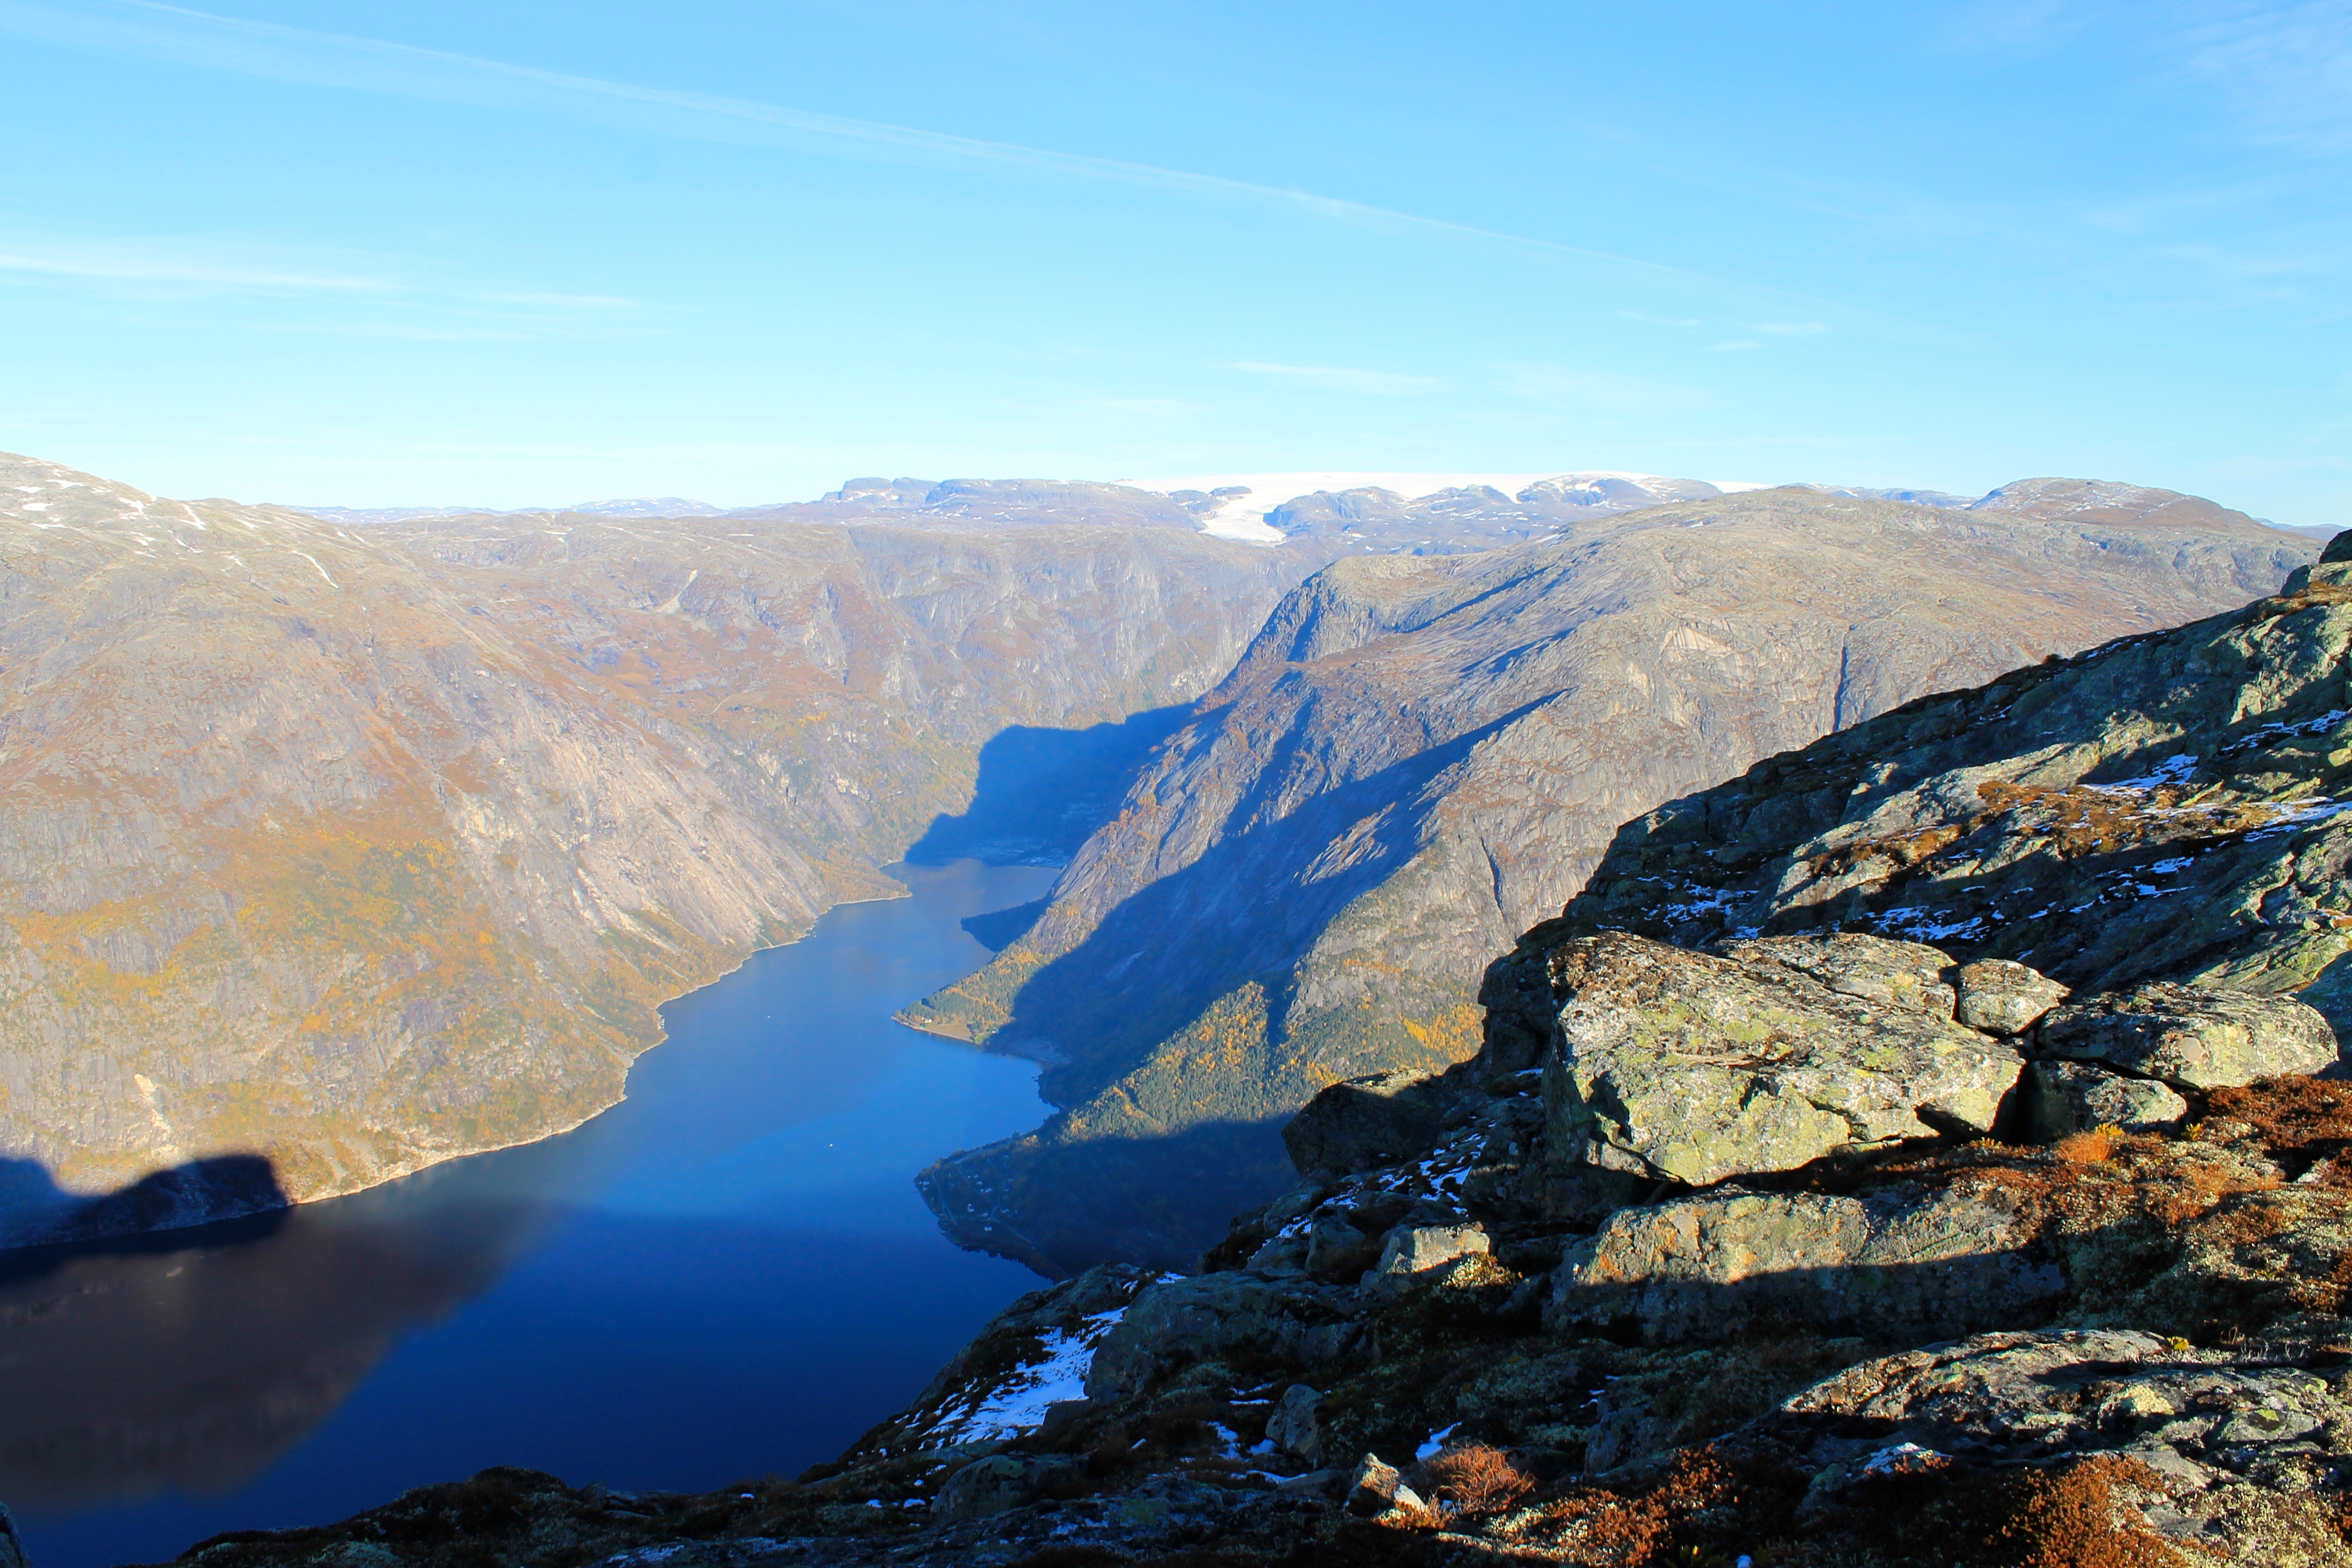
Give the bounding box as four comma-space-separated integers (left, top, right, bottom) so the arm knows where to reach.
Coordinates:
1, 861, 1058, 1568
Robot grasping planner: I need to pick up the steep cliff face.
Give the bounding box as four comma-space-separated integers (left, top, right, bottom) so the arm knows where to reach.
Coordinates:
905, 485, 2316, 1273
1540, 540, 2352, 1030
0, 454, 1306, 1239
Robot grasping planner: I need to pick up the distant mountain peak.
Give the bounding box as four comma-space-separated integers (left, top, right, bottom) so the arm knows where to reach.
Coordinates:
291, 497, 725, 525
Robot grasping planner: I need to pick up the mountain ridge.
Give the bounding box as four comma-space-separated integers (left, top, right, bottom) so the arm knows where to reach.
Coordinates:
0, 451, 1304, 1242
902, 482, 2318, 1273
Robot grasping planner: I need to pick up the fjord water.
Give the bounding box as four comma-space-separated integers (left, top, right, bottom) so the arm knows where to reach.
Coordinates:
1, 861, 1058, 1568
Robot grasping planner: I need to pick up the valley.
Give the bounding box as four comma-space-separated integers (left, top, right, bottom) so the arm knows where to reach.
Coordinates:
903, 480, 2314, 1272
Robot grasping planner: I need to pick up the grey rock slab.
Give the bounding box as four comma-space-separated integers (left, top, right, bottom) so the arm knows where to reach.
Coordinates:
1266, 1385, 1327, 1467
1953, 958, 2071, 1036
2019, 1059, 2190, 1140
1727, 932, 1961, 1018
1342, 1453, 1423, 1517
1747, 1329, 2346, 1479
1548, 1184, 2064, 1343
1282, 1069, 1447, 1178
1082, 1274, 1360, 1403
1372, 1223, 1489, 1281
2037, 982, 2339, 1090
1541, 933, 2025, 1186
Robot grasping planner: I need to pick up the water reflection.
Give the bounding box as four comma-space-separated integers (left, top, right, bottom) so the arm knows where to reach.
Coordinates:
0, 1195, 534, 1508
2, 861, 1057, 1568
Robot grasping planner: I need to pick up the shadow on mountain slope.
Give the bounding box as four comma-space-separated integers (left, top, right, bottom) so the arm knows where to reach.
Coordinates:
905, 706, 1195, 870
916, 1114, 1298, 1278
912, 712, 1545, 1274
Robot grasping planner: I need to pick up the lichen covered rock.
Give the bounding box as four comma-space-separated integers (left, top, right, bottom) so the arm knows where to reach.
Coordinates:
1953, 957, 2071, 1035
2018, 1059, 2190, 1139
2038, 982, 2339, 1090
1549, 1184, 2065, 1343
1539, 932, 2023, 1186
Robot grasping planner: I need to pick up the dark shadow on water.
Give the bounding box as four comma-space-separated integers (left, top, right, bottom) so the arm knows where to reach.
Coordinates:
0, 1189, 541, 1511
906, 706, 1194, 868
919, 1114, 1298, 1277
0, 1153, 289, 1287
961, 898, 1048, 952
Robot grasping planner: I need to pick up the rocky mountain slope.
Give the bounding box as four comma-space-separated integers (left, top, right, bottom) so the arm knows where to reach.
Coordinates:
903, 483, 2316, 1275
0, 454, 1313, 1243
0, 453, 1824, 1246
175, 547, 2352, 1567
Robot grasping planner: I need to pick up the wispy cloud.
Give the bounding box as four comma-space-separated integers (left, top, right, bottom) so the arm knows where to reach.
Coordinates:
2174, 0, 2352, 154
0, 240, 396, 293
1496, 364, 1720, 414
1708, 339, 1763, 352
0, 228, 645, 336
1227, 362, 1447, 396
2160, 241, 2331, 277
1616, 309, 1702, 326
1091, 395, 1199, 415
0, 0, 1853, 314
1951, 1, 2352, 156
1754, 321, 1830, 335
1937, 0, 2106, 55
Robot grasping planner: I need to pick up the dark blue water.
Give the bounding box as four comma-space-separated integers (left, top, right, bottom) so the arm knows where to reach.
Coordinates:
0, 861, 1057, 1568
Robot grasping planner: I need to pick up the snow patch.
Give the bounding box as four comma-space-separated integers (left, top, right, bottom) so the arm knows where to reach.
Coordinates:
1115, 470, 1712, 546
929, 1306, 1129, 1444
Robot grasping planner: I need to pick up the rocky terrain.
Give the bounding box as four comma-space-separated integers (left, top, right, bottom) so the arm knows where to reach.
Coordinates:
903, 480, 2317, 1274
0, 454, 1330, 1243
162, 538, 2352, 1566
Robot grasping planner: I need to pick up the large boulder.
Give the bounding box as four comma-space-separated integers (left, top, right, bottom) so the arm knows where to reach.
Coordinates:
1283, 1069, 1447, 1177
2017, 1059, 2188, 1140
1083, 1274, 1362, 1402
1547, 1184, 2064, 1343
1265, 1385, 1327, 1466
931, 1457, 1086, 1523
1540, 933, 2025, 1186
1952, 959, 2070, 1036
2036, 983, 2339, 1090
1745, 1329, 2350, 1509
1371, 1223, 1489, 1282
935, 1453, 1087, 1522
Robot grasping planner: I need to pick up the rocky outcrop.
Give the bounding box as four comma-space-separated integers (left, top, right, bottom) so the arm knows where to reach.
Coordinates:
906, 483, 2314, 1272
1548, 1184, 2064, 1343
1736, 1329, 2352, 1559
2019, 1059, 2191, 1137
2039, 983, 2340, 1089
1539, 557, 2352, 1048
1539, 933, 2022, 1189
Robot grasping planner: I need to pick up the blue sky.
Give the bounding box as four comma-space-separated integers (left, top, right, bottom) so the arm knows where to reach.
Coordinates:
1, 1, 2346, 520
